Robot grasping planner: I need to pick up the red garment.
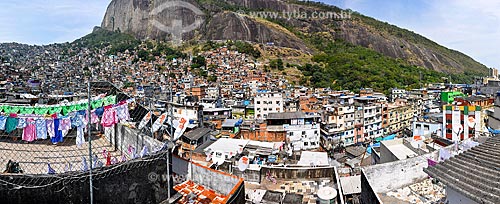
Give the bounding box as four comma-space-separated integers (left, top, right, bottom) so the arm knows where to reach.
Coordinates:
106, 152, 111, 166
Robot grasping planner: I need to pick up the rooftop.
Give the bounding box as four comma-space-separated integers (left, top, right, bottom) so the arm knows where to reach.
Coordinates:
266, 112, 319, 120
424, 136, 500, 204
183, 128, 212, 141
381, 139, 418, 160
173, 180, 228, 204
339, 175, 361, 195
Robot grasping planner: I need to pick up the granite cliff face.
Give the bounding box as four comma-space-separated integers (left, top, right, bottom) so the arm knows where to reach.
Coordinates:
101, 0, 488, 74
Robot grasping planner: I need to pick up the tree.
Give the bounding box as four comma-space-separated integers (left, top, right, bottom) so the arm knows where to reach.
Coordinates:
270, 58, 284, 70
191, 56, 206, 68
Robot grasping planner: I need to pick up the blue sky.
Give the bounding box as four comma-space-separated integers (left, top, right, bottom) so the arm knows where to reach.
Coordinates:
0, 0, 498, 68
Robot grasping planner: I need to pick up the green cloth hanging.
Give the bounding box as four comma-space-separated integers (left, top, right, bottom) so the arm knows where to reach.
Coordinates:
0, 105, 4, 113
62, 105, 78, 115
9, 106, 20, 114
91, 99, 103, 109
34, 107, 50, 115
5, 117, 18, 134
103, 95, 117, 106
3, 106, 11, 114
78, 102, 89, 111
48, 106, 62, 115
19, 107, 34, 114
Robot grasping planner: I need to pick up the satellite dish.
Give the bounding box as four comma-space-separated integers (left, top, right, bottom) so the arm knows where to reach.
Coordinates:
212, 151, 225, 165
467, 116, 476, 128
238, 156, 250, 171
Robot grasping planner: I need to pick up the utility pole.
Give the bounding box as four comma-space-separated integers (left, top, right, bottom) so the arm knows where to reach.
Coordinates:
166, 69, 173, 199
87, 80, 93, 204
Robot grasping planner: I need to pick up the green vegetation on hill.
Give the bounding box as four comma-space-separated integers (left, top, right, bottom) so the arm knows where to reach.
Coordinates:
354, 14, 488, 76
73, 29, 140, 55
301, 38, 446, 93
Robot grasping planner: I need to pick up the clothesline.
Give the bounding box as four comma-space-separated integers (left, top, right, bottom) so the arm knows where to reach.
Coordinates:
0, 95, 117, 116
0, 97, 134, 146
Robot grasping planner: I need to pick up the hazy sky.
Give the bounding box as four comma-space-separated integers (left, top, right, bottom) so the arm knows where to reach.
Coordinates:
0, 0, 498, 68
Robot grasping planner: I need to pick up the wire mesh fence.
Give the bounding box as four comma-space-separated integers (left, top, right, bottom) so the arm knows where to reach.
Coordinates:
0, 81, 170, 203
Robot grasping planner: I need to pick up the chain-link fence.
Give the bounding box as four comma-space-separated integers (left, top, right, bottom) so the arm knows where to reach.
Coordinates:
0, 81, 171, 203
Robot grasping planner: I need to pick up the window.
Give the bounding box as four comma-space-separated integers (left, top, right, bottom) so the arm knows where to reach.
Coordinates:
416, 124, 421, 129
263, 108, 268, 111
314, 130, 318, 135
446, 129, 452, 134
304, 142, 309, 146
276, 108, 280, 111
302, 131, 306, 135
276, 101, 281, 105
268, 101, 273, 104
257, 101, 261, 104
257, 108, 261, 111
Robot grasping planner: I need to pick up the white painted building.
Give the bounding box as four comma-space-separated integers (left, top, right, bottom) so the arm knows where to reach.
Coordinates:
413, 121, 442, 137
267, 112, 321, 151
362, 105, 383, 139
254, 92, 284, 119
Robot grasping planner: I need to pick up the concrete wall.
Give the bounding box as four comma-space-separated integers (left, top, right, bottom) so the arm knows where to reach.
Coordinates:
112, 123, 164, 157
363, 145, 453, 193
360, 169, 382, 204
190, 163, 241, 195
379, 140, 401, 164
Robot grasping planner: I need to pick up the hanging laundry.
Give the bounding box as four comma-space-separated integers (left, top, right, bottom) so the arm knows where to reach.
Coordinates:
0, 115, 6, 130
9, 106, 21, 114
64, 162, 73, 172
128, 145, 138, 159
111, 157, 118, 165
140, 146, 149, 158
94, 107, 104, 117
106, 152, 111, 166
103, 95, 117, 106
439, 148, 451, 161
5, 115, 19, 134
35, 119, 48, 139
116, 104, 130, 122
62, 105, 78, 116
59, 117, 71, 137
46, 119, 55, 138
51, 118, 63, 144
48, 106, 62, 115
121, 154, 127, 163
81, 157, 88, 172
76, 102, 88, 111
92, 154, 103, 168
22, 118, 37, 142
91, 99, 104, 109
101, 106, 118, 128
19, 107, 34, 114
34, 107, 50, 115
47, 163, 56, 174
75, 114, 87, 148
427, 158, 438, 167
17, 118, 27, 129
